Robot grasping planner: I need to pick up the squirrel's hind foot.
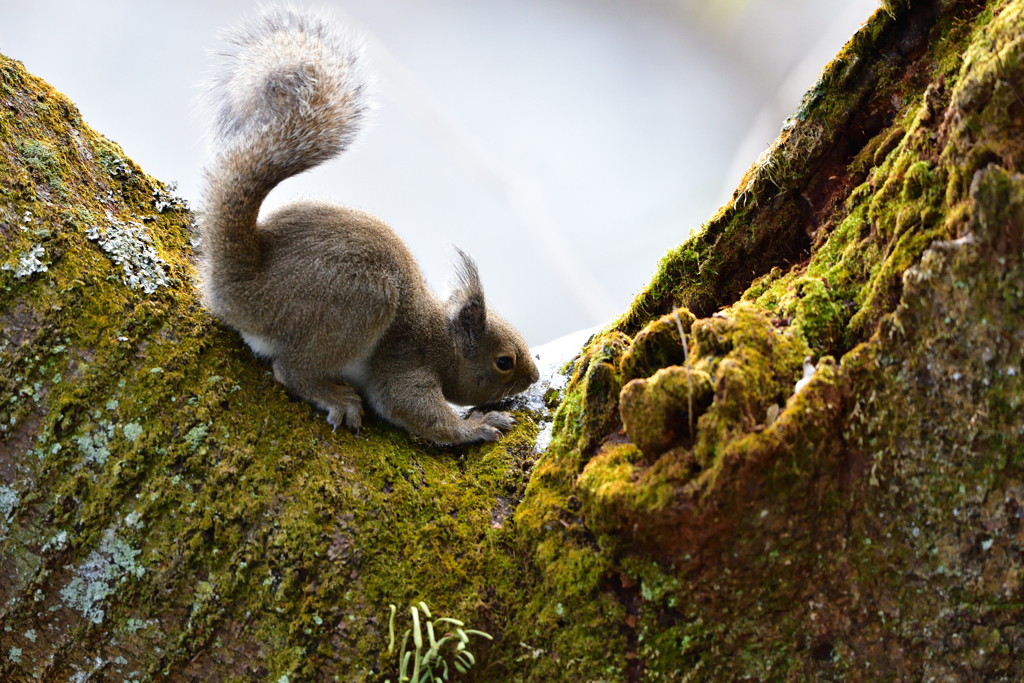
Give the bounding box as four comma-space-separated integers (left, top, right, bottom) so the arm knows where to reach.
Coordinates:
273, 360, 364, 434
327, 400, 363, 434
323, 385, 363, 434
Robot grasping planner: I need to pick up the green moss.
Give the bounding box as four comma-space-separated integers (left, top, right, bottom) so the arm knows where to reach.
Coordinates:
879, 0, 910, 19
507, 2, 1024, 680
3, 0, 1023, 678
0, 51, 543, 682
17, 140, 60, 184
566, 331, 631, 454
689, 306, 808, 468
618, 308, 695, 384
620, 365, 713, 458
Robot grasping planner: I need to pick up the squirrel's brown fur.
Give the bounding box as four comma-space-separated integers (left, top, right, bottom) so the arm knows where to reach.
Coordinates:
198, 7, 538, 444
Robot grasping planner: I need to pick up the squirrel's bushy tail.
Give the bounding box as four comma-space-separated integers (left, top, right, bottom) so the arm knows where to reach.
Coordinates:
200, 6, 369, 272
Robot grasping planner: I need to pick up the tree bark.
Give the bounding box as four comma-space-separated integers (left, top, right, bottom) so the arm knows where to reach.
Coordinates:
2, 1, 1024, 681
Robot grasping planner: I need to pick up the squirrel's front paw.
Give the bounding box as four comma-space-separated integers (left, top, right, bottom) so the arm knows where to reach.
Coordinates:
471, 424, 501, 442
467, 410, 515, 441
481, 410, 515, 430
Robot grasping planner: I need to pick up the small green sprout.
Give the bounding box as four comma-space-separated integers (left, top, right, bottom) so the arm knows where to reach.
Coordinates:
388, 604, 397, 652
671, 309, 694, 442
384, 601, 493, 683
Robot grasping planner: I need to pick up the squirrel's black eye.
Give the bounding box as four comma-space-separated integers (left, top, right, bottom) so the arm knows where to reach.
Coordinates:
495, 355, 514, 372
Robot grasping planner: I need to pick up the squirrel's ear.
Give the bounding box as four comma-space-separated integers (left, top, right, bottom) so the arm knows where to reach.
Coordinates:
448, 248, 487, 353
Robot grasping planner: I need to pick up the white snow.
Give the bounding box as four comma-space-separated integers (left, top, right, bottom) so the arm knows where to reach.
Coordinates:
525, 322, 607, 451
793, 356, 816, 394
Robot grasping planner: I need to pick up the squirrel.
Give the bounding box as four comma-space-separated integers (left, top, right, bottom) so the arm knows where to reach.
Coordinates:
197, 7, 539, 444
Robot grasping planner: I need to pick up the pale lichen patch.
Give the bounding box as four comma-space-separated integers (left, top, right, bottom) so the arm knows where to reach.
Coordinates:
152, 182, 189, 214
122, 422, 143, 443
59, 527, 145, 625
76, 424, 113, 467
85, 210, 170, 293
0, 484, 19, 542
1, 243, 48, 278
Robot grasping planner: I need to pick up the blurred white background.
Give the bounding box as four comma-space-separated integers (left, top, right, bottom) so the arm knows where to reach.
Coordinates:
0, 0, 878, 345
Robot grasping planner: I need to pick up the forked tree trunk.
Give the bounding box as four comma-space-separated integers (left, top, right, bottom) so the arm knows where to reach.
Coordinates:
2, 1, 1023, 681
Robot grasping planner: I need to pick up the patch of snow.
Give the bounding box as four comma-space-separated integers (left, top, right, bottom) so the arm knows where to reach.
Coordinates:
526, 323, 606, 406
524, 322, 607, 452
535, 421, 555, 453
793, 356, 816, 394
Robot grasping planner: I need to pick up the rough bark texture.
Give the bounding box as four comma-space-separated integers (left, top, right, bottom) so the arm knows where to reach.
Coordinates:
2, 0, 1024, 681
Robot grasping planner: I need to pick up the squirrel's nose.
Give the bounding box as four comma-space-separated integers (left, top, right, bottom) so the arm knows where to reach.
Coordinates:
527, 361, 540, 385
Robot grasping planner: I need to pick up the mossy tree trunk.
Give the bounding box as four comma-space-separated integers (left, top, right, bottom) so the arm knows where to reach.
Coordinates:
0, 46, 539, 683
3, 1, 1024, 681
